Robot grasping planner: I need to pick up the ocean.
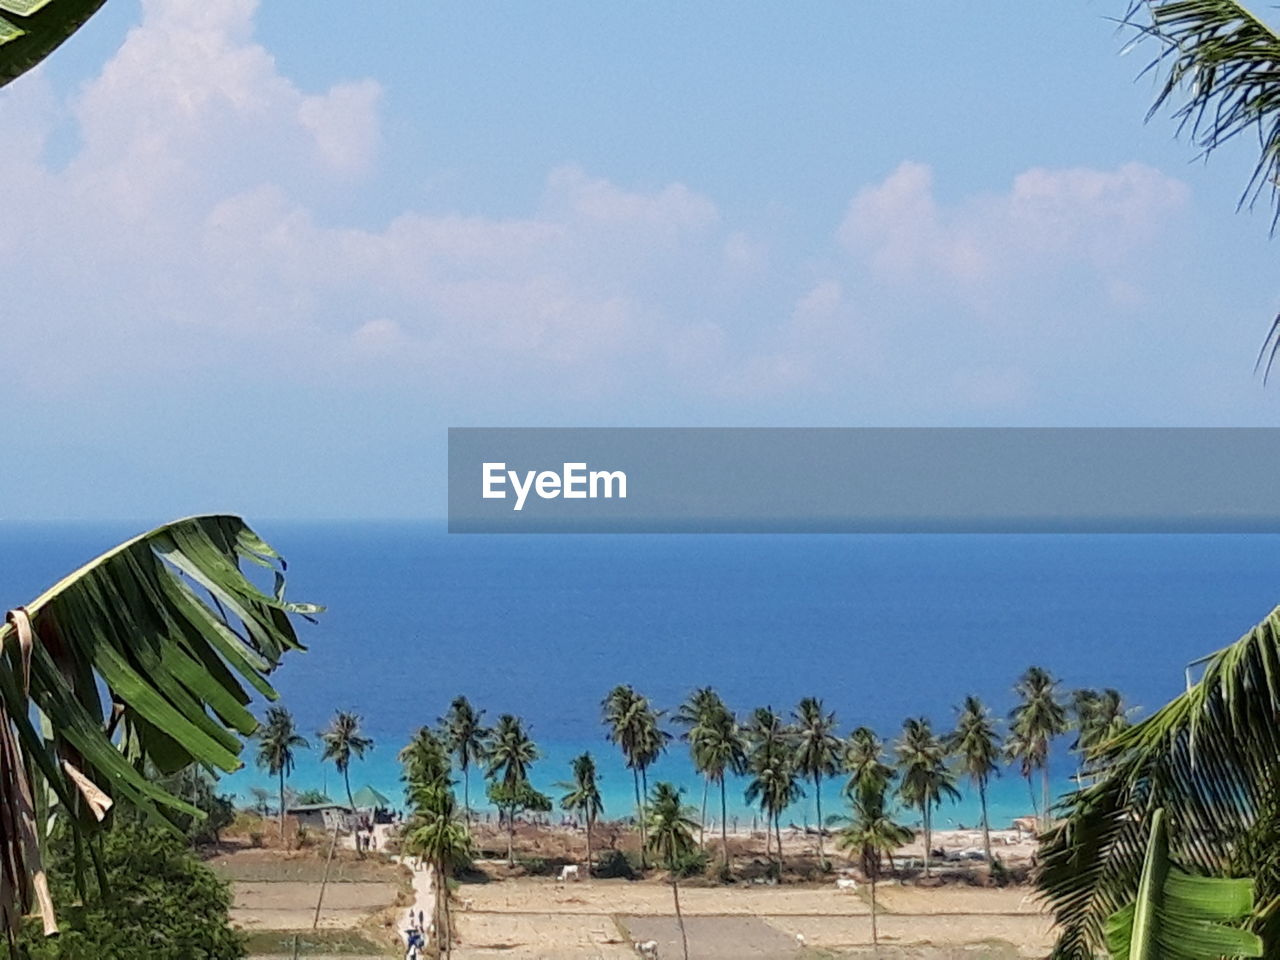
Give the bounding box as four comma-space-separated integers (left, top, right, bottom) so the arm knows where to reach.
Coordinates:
4, 523, 1280, 833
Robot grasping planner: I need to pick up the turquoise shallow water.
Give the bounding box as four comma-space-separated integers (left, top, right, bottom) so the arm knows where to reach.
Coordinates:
2, 523, 1278, 830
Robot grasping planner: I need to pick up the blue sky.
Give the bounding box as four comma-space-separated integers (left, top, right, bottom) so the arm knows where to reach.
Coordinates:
2, 0, 1279, 520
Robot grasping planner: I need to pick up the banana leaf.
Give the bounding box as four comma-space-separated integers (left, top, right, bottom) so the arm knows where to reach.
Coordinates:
1105, 808, 1263, 959
0, 515, 319, 941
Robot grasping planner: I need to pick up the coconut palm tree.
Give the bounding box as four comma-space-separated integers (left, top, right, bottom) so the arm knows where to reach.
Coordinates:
645, 782, 699, 960
485, 713, 540, 865
1038, 601, 1280, 955
442, 695, 488, 826
1077, 688, 1132, 760
0, 515, 318, 942
675, 686, 723, 847
947, 695, 999, 864
1119, 1, 1280, 371
320, 710, 374, 811
745, 710, 802, 873
692, 704, 748, 869
834, 771, 913, 947
255, 706, 310, 841
403, 781, 472, 958
603, 685, 670, 866
399, 725, 451, 791
843, 727, 893, 797
792, 697, 840, 867
557, 752, 604, 875
1008, 665, 1067, 828
895, 717, 959, 877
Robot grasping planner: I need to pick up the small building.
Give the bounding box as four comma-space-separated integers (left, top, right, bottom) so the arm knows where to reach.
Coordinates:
286, 802, 353, 832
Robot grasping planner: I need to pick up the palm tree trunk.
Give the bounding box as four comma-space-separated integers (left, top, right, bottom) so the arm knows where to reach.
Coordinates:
699, 778, 709, 850
640, 766, 653, 869
632, 768, 646, 869
814, 772, 824, 866
774, 812, 783, 874
506, 804, 515, 866
585, 814, 593, 878
1041, 759, 1051, 830
1026, 773, 1039, 820
979, 776, 992, 864
719, 777, 729, 869
871, 873, 879, 946
343, 765, 353, 810
463, 766, 471, 827
764, 808, 772, 861
922, 802, 931, 877
278, 767, 286, 843
672, 878, 690, 960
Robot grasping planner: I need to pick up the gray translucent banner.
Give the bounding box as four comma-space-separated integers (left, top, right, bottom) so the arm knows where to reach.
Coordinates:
447, 428, 1280, 533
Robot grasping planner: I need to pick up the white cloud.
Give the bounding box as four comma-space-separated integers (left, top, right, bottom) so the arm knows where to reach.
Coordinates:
837, 160, 1188, 290
0, 0, 1199, 419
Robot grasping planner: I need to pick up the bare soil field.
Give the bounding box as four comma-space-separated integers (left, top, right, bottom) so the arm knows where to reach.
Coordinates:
448, 876, 1054, 959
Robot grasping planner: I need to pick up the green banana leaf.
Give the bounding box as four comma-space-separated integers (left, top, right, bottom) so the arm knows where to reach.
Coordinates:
1105, 809, 1263, 959
0, 515, 319, 939
0, 0, 109, 89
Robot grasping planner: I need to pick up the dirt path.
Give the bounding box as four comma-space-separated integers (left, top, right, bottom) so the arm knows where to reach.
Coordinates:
395, 855, 437, 951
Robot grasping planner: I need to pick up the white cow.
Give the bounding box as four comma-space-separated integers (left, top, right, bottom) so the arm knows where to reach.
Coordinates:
835, 877, 858, 892
558, 864, 581, 882
634, 940, 659, 958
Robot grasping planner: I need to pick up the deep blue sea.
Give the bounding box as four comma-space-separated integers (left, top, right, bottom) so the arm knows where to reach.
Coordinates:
4, 523, 1280, 833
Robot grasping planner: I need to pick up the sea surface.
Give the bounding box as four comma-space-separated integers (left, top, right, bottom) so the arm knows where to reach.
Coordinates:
3, 523, 1280, 833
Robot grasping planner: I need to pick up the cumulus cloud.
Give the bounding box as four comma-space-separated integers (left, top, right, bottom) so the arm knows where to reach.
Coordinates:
0, 0, 1194, 419
837, 160, 1188, 290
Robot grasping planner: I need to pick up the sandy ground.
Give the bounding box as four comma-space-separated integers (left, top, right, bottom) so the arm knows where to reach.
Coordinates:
230, 880, 403, 930
448, 877, 1054, 959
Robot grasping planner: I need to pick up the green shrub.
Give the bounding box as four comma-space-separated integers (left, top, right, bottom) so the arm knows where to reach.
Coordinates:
16, 823, 245, 959
594, 850, 640, 880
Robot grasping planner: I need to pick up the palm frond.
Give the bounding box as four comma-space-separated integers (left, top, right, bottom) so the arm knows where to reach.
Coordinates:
1123, 1, 1280, 378
0, 514, 318, 940
1039, 602, 1280, 957
0, 0, 108, 89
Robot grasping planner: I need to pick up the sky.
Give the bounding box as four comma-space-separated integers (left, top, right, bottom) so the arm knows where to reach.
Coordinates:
2, 0, 1280, 520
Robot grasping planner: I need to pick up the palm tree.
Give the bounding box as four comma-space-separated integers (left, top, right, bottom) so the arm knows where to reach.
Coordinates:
1076, 688, 1131, 763
645, 782, 699, 960
692, 704, 748, 869
744, 708, 801, 873
834, 771, 913, 947
0, 515, 317, 941
320, 710, 374, 811
792, 697, 840, 867
675, 686, 723, 848
947, 696, 999, 864
485, 713, 540, 865
603, 685, 671, 867
442, 696, 488, 826
557, 752, 604, 875
1038, 602, 1280, 955
843, 727, 893, 796
1119, 1, 1280, 371
255, 706, 310, 841
1008, 666, 1068, 828
895, 717, 959, 877
399, 725, 451, 790
404, 781, 472, 958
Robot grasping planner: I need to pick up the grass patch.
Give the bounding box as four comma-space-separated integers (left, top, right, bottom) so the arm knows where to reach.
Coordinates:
242, 928, 395, 955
